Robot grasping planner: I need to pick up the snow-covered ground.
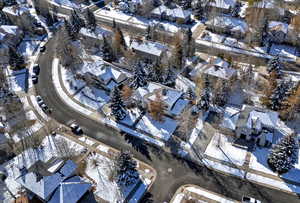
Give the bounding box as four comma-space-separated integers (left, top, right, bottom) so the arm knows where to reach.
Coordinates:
85, 153, 149, 202
61, 67, 86, 95
136, 114, 177, 141
204, 133, 247, 166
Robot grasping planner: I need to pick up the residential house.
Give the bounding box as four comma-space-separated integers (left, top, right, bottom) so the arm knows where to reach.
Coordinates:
16, 160, 91, 202
81, 61, 128, 91
135, 82, 189, 116
207, 0, 237, 13
150, 5, 192, 24
130, 40, 168, 61
190, 57, 237, 82
268, 21, 288, 43
2, 5, 32, 31
0, 25, 24, 47
234, 105, 279, 147
206, 16, 248, 39
79, 27, 113, 54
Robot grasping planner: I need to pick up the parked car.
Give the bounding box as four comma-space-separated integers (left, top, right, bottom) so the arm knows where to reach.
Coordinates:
33, 64, 40, 75
32, 74, 38, 84
70, 122, 83, 135
242, 196, 261, 203
40, 45, 46, 53
36, 95, 43, 103
36, 95, 50, 113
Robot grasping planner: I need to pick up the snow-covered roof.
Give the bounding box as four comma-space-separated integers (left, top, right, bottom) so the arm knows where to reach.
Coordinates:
130, 40, 167, 57
268, 21, 288, 34
139, 82, 183, 111
203, 58, 236, 80
79, 27, 112, 40
209, 0, 237, 9
2, 5, 30, 16
221, 106, 240, 130
255, 0, 285, 15
0, 25, 20, 36
206, 16, 248, 34
16, 160, 77, 200
52, 0, 80, 8
237, 105, 279, 129
48, 176, 91, 203
151, 5, 192, 19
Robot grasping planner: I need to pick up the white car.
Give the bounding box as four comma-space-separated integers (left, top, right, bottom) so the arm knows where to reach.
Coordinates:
242, 196, 261, 203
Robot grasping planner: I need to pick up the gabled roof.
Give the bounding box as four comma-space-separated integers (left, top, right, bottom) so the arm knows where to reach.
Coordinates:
0, 25, 20, 36
16, 160, 77, 201
130, 40, 167, 57
206, 16, 248, 34
151, 5, 192, 19
209, 0, 237, 9
48, 176, 91, 203
2, 5, 29, 16
79, 27, 112, 40
268, 21, 288, 34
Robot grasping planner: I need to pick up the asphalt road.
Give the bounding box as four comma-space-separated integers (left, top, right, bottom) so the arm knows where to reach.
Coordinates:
34, 34, 300, 203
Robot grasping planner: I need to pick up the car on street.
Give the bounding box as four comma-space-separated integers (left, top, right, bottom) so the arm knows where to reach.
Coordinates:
33, 64, 40, 75
40, 45, 46, 53
70, 122, 83, 135
36, 95, 50, 113
32, 74, 38, 84
242, 196, 261, 203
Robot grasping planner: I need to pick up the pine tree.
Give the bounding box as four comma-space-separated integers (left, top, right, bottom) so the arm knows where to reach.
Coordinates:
102, 36, 115, 62
178, 0, 192, 9
197, 75, 210, 111
130, 63, 147, 89
192, 0, 204, 20
268, 134, 299, 174
70, 10, 85, 35
110, 87, 126, 121
267, 56, 283, 77
9, 48, 24, 69
269, 80, 292, 111
0, 11, 11, 25
85, 8, 96, 31
63, 19, 74, 40
145, 25, 151, 40
162, 67, 176, 87
185, 87, 196, 100
114, 151, 139, 186
112, 18, 117, 29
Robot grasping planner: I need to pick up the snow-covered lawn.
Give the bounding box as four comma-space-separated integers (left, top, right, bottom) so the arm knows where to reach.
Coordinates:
250, 146, 300, 183
78, 136, 96, 146
204, 133, 247, 166
85, 153, 140, 202
136, 114, 177, 141
61, 67, 86, 95
249, 147, 277, 175
81, 86, 110, 104
74, 92, 101, 110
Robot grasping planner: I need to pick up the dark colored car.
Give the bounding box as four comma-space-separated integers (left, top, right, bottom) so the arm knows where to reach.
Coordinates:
32, 74, 38, 84
40, 46, 46, 53
33, 64, 40, 75
70, 122, 83, 135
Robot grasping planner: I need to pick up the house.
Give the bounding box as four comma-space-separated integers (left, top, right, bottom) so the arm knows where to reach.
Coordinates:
268, 21, 288, 43
234, 105, 279, 147
130, 40, 168, 61
208, 0, 237, 13
16, 160, 91, 202
79, 27, 113, 53
81, 61, 127, 91
190, 57, 237, 82
206, 16, 248, 39
2, 5, 32, 30
0, 25, 24, 47
150, 5, 192, 24
135, 82, 188, 116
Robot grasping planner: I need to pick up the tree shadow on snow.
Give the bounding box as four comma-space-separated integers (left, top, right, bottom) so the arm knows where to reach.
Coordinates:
123, 133, 152, 161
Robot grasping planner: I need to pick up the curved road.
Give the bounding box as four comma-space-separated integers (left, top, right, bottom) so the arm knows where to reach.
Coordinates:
35, 34, 299, 203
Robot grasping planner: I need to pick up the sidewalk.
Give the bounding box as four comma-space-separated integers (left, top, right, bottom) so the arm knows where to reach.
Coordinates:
52, 58, 165, 147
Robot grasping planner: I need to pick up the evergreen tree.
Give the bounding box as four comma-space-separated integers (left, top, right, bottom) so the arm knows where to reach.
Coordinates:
197, 76, 210, 111
9, 48, 24, 69
162, 67, 176, 87
268, 134, 299, 174
85, 8, 96, 31
192, 0, 204, 20
145, 25, 151, 40
185, 87, 196, 100
102, 36, 115, 62
269, 80, 293, 111
114, 151, 139, 186
112, 18, 117, 29
0, 11, 11, 25
63, 19, 74, 40
70, 10, 85, 35
178, 0, 192, 9
110, 87, 126, 121
130, 63, 147, 89
267, 56, 283, 76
